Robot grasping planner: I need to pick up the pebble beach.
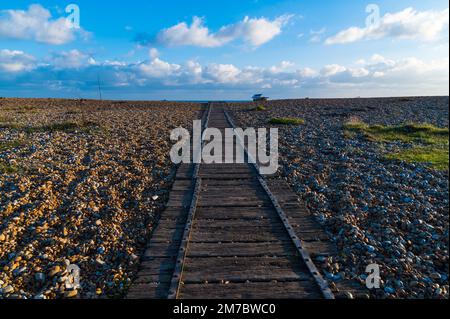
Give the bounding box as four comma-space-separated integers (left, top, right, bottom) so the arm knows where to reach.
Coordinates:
0, 96, 448, 299
0, 98, 202, 299
229, 96, 449, 299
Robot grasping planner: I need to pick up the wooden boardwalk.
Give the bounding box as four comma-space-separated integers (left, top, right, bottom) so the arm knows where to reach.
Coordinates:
127, 103, 341, 299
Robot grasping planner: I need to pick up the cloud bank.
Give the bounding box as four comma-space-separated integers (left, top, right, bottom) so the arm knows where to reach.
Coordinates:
0, 4, 88, 45
156, 15, 293, 47
325, 7, 449, 45
1, 49, 447, 98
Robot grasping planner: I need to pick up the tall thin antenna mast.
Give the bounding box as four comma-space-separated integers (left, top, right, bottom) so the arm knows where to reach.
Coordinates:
97, 72, 102, 101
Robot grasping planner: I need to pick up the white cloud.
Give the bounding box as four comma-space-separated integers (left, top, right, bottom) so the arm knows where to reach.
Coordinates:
325, 7, 449, 45
0, 4, 88, 45
219, 15, 293, 47
50, 50, 95, 69
369, 54, 395, 66
149, 48, 159, 59
0, 49, 36, 73
204, 64, 242, 83
2, 49, 448, 97
373, 71, 385, 78
309, 27, 326, 43
349, 67, 370, 78
297, 67, 319, 78
138, 58, 181, 78
321, 64, 347, 77
185, 60, 203, 83
269, 60, 295, 73
157, 17, 222, 47
157, 15, 293, 48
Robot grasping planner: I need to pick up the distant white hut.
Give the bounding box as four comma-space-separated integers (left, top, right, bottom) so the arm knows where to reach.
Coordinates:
252, 94, 268, 102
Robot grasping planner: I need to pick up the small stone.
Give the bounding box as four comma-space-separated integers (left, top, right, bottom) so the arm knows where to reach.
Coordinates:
95, 258, 106, 266
3, 285, 14, 294
34, 272, 45, 282
152, 195, 159, 201
384, 286, 396, 294
0, 234, 5, 241
95, 220, 102, 226
430, 273, 441, 281
366, 245, 376, 253
49, 266, 61, 277
64, 290, 78, 298
344, 292, 354, 299
13, 267, 27, 277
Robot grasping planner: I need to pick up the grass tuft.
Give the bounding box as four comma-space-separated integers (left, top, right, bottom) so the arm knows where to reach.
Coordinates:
344, 119, 449, 170
270, 117, 305, 125
0, 162, 20, 174
344, 120, 448, 145
0, 140, 24, 152
386, 146, 449, 171
1, 120, 97, 133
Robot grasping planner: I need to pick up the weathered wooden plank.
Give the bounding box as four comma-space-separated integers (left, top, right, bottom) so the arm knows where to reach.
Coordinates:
199, 194, 270, 203
200, 164, 249, 169
150, 227, 184, 243
198, 173, 255, 179
302, 241, 337, 256
167, 195, 193, 207
187, 242, 298, 257
201, 187, 265, 194
161, 208, 189, 219
198, 200, 272, 208
145, 241, 180, 257
195, 207, 279, 220
178, 281, 321, 299
202, 179, 260, 187
182, 256, 310, 283
127, 282, 170, 299
191, 218, 323, 230
139, 257, 176, 273
200, 166, 252, 172
133, 273, 173, 284
190, 229, 291, 243
171, 180, 195, 191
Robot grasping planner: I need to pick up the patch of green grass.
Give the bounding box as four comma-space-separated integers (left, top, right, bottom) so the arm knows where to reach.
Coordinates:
1, 120, 97, 133
386, 146, 449, 171
0, 116, 22, 130
0, 140, 24, 152
343, 119, 368, 131
344, 119, 449, 170
344, 120, 448, 145
0, 162, 21, 174
0, 115, 10, 123
255, 105, 266, 111
270, 117, 305, 125
40, 122, 81, 132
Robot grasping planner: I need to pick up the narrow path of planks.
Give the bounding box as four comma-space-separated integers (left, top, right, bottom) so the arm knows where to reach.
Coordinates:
127, 103, 351, 299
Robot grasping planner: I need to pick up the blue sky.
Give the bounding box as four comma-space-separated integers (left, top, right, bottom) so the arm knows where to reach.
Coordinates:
0, 0, 448, 100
